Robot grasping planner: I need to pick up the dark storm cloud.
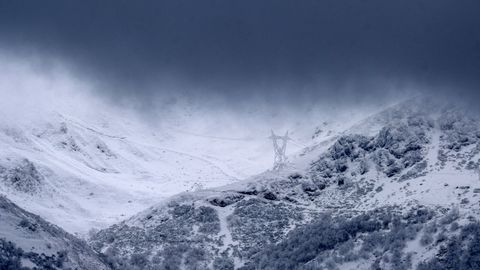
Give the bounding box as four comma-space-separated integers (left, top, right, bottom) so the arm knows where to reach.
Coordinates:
0, 0, 479, 102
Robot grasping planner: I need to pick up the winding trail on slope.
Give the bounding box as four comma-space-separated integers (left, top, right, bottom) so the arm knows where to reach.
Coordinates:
64, 116, 243, 180
127, 139, 241, 181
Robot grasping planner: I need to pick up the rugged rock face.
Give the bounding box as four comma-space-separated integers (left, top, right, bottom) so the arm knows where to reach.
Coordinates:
0, 196, 111, 270
0, 159, 44, 193
89, 103, 480, 270
309, 120, 430, 185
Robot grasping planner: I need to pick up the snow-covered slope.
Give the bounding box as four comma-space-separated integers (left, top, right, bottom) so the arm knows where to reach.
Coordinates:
0, 59, 382, 239
0, 195, 110, 269
0, 87, 367, 236
0, 110, 250, 235
90, 99, 480, 270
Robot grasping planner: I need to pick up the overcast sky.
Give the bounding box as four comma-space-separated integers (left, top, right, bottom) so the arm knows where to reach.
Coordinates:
0, 0, 479, 109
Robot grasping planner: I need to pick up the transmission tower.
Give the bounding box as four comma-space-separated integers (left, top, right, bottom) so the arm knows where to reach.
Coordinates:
269, 130, 291, 171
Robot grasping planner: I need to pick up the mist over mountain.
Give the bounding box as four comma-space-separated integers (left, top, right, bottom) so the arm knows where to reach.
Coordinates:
1, 0, 480, 112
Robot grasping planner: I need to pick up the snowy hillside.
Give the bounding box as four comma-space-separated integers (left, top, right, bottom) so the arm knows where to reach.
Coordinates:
0, 82, 365, 236
0, 109, 268, 235
0, 195, 110, 269
90, 100, 480, 270
0, 59, 378, 238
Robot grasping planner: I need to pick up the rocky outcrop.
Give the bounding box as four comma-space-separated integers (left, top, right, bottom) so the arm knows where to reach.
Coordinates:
0, 159, 44, 193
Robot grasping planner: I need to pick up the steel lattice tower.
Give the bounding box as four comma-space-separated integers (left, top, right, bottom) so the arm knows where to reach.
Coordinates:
269, 130, 291, 171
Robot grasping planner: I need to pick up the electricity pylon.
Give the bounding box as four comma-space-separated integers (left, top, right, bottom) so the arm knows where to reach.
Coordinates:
269, 130, 291, 171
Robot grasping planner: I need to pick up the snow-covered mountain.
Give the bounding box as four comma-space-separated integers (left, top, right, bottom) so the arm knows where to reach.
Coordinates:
1, 96, 479, 270
0, 86, 361, 236
88, 99, 480, 270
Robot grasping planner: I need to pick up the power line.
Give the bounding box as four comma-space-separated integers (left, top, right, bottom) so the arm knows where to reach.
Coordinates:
171, 127, 307, 148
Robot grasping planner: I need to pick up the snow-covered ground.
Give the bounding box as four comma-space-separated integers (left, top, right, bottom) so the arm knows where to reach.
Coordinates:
0, 108, 261, 235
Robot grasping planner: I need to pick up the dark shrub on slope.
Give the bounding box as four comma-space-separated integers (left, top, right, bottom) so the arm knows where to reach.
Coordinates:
0, 238, 68, 270
0, 239, 24, 270
240, 212, 382, 270
417, 222, 480, 270
241, 207, 434, 270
